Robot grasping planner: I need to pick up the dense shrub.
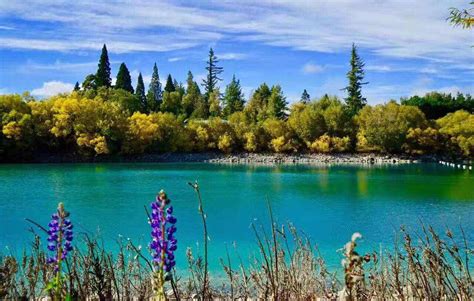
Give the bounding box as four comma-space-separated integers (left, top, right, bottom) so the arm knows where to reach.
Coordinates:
1, 92, 473, 159
356, 101, 428, 153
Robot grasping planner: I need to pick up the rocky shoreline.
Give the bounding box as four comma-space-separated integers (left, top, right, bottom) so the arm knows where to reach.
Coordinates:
2, 152, 432, 165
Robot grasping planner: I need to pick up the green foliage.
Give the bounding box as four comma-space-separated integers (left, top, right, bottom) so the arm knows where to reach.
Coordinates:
208, 89, 221, 117
356, 102, 427, 153
310, 134, 351, 153
182, 71, 202, 117
202, 48, 223, 99
82, 74, 97, 91
344, 43, 368, 116
223, 75, 244, 117
161, 91, 182, 115
401, 92, 473, 119
448, 2, 474, 28
245, 83, 272, 122
73, 82, 80, 92
164, 74, 176, 93
135, 73, 146, 111
300, 89, 310, 104
146, 63, 162, 112
1, 45, 472, 159
437, 110, 474, 157
267, 85, 288, 119
115, 63, 134, 94
0, 94, 34, 158
95, 44, 111, 88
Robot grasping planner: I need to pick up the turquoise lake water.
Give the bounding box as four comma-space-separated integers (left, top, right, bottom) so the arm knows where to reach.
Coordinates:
0, 163, 473, 273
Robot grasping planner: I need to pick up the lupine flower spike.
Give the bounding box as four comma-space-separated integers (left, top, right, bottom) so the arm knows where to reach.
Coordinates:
150, 190, 177, 300
46, 202, 74, 300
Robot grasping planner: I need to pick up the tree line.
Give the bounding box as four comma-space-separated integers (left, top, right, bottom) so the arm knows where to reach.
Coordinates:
0, 44, 473, 160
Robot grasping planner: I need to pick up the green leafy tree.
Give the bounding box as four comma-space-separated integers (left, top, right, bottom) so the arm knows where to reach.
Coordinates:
343, 43, 368, 115
146, 63, 162, 112
245, 83, 272, 121
95, 44, 111, 88
300, 89, 310, 104
182, 71, 201, 117
161, 91, 182, 114
73, 82, 80, 92
135, 73, 146, 111
223, 75, 244, 117
356, 101, 427, 153
202, 48, 223, 99
82, 74, 97, 91
401, 92, 473, 119
267, 85, 288, 119
115, 63, 134, 93
164, 74, 176, 93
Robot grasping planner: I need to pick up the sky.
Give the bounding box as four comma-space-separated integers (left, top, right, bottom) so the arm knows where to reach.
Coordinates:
0, 0, 473, 104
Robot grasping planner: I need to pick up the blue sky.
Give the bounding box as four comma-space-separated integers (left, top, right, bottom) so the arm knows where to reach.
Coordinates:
0, 0, 472, 104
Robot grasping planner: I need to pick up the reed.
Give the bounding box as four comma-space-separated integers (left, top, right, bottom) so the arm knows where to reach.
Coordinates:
0, 189, 472, 300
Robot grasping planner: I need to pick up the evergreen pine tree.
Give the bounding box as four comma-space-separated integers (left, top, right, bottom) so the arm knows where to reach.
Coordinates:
202, 48, 223, 99
135, 73, 146, 110
344, 43, 368, 115
245, 83, 271, 121
73, 82, 80, 91
182, 71, 202, 117
223, 75, 244, 117
115, 63, 134, 93
95, 44, 111, 88
267, 85, 288, 119
146, 63, 162, 112
300, 89, 310, 104
164, 74, 176, 93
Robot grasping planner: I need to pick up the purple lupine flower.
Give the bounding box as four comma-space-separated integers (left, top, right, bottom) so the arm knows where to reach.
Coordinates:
150, 190, 177, 274
47, 202, 73, 273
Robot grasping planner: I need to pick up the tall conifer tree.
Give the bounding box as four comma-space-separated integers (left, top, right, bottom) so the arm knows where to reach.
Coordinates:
146, 63, 162, 111
300, 89, 310, 104
164, 74, 176, 93
115, 63, 134, 93
344, 43, 368, 115
223, 75, 244, 116
96, 44, 111, 88
135, 73, 146, 110
202, 48, 223, 99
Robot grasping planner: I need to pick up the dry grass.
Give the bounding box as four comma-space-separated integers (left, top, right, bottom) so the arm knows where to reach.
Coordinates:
1, 192, 472, 300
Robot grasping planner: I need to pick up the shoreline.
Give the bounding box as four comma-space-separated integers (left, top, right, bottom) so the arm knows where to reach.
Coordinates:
1, 152, 439, 165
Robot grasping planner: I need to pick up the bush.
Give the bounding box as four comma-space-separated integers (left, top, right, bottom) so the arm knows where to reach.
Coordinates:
356, 102, 427, 153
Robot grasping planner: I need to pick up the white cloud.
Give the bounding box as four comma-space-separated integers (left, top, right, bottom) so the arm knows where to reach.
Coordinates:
31, 81, 74, 97
0, 25, 14, 30
23, 60, 121, 72
366, 65, 393, 72
168, 57, 184, 62
302, 62, 324, 74
0, 0, 471, 63
219, 52, 247, 60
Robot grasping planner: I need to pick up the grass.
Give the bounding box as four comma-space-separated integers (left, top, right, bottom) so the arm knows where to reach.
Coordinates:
0, 187, 472, 300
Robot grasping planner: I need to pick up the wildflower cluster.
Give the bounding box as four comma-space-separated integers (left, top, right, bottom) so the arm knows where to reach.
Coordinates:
150, 190, 177, 298
46, 202, 74, 273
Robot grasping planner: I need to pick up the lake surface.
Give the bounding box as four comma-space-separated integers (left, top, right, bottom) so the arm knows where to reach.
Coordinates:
0, 163, 473, 274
